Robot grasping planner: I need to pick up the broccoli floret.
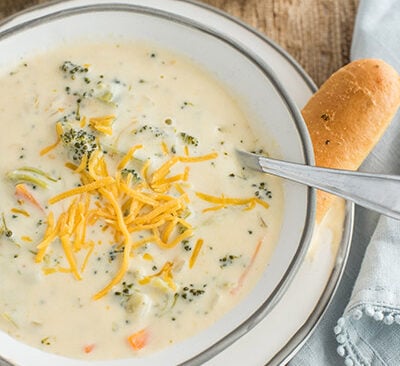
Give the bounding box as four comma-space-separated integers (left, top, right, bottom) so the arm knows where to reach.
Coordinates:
120, 168, 141, 184
60, 127, 99, 163
60, 61, 119, 106
180, 132, 199, 146
60, 61, 89, 80
134, 125, 164, 138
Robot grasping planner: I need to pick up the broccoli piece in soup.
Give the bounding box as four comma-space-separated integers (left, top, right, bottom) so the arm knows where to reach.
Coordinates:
60, 126, 99, 163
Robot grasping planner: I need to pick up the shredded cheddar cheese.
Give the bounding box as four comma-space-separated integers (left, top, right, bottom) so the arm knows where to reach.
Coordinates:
89, 115, 115, 135
11, 208, 30, 217
161, 141, 169, 155
48, 177, 114, 204
75, 154, 88, 173
189, 238, 203, 269
139, 261, 176, 290
35, 143, 222, 299
117, 144, 143, 170
195, 192, 270, 212
35, 128, 269, 301
39, 122, 63, 156
80, 116, 87, 128
142, 253, 153, 261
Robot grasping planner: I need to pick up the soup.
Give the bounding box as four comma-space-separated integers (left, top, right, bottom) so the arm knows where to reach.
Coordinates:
0, 40, 283, 360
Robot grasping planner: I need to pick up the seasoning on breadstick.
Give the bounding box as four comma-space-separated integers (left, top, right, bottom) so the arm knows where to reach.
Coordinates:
301, 58, 400, 222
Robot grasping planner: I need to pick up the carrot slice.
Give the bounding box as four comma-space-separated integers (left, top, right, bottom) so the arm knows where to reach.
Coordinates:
15, 183, 44, 212
230, 237, 264, 296
128, 329, 148, 351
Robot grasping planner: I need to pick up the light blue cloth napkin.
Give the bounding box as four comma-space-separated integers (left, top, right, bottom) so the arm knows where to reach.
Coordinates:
289, 0, 400, 365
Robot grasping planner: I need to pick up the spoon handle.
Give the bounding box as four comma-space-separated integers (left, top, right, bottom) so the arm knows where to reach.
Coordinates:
238, 151, 400, 220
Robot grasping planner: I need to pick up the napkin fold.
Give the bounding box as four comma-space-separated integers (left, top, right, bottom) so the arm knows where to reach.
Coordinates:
290, 0, 400, 365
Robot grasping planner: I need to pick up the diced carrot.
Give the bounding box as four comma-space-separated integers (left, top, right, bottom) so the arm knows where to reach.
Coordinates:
15, 183, 44, 213
127, 329, 148, 351
84, 343, 95, 354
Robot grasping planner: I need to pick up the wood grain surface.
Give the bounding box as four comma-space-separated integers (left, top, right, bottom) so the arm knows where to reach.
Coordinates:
0, 0, 359, 86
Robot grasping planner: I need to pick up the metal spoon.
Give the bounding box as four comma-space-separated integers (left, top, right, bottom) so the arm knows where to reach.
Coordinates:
237, 150, 400, 220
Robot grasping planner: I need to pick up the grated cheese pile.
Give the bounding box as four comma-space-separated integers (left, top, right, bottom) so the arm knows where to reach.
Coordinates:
35, 122, 269, 300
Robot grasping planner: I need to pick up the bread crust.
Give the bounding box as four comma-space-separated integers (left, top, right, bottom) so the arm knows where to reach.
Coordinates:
301, 59, 400, 222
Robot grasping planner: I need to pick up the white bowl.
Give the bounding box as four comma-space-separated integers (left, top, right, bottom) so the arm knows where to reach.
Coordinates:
0, 2, 315, 365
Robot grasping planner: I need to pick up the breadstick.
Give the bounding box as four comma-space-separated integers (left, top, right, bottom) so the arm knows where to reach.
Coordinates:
301, 59, 400, 222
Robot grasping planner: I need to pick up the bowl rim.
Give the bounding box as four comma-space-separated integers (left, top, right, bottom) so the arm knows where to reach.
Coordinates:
0, 2, 316, 365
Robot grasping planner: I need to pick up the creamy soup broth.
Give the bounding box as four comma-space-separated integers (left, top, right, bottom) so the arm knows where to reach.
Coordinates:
0, 41, 283, 359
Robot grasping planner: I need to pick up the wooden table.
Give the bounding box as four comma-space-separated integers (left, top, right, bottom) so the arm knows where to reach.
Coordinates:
0, 0, 359, 87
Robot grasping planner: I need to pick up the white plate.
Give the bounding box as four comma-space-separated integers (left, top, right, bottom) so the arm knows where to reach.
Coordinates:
0, 1, 353, 365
